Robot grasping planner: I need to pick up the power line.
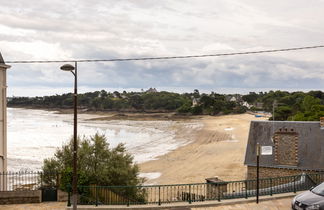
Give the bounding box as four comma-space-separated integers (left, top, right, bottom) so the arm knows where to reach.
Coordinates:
5, 45, 324, 64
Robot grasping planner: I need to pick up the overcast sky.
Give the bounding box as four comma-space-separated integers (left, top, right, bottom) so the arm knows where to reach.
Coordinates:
1, 0, 324, 96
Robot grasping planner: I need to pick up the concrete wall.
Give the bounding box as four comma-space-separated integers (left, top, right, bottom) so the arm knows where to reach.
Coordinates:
0, 62, 10, 191
0, 190, 41, 204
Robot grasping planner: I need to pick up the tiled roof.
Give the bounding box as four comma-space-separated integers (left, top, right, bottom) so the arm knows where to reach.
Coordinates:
244, 121, 324, 171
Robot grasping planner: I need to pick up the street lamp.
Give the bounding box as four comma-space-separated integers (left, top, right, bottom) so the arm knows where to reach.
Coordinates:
60, 62, 78, 210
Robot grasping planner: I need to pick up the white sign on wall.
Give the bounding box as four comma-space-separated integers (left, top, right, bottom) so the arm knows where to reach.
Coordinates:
261, 146, 273, 155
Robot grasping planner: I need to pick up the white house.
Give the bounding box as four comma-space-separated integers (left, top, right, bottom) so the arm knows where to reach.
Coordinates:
0, 52, 10, 177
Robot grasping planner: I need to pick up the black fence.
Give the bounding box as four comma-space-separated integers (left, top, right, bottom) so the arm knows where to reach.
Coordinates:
69, 172, 324, 206
0, 171, 59, 191
1, 171, 323, 206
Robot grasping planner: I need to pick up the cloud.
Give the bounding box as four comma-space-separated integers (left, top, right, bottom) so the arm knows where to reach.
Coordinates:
1, 0, 324, 96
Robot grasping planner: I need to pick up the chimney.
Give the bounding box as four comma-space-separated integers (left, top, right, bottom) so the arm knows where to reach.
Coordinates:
320, 117, 324, 128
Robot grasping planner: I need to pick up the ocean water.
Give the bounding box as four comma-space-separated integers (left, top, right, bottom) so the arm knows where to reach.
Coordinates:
7, 108, 202, 172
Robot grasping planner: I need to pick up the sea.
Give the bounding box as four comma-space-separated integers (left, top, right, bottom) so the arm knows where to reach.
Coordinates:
7, 108, 202, 179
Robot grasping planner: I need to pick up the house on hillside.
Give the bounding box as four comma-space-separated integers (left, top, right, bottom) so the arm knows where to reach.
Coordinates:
225, 94, 242, 103
242, 101, 252, 109
192, 97, 200, 107
244, 118, 324, 180
145, 88, 158, 93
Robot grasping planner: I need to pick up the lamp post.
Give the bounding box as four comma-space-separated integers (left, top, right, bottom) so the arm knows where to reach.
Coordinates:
256, 142, 260, 204
60, 62, 78, 210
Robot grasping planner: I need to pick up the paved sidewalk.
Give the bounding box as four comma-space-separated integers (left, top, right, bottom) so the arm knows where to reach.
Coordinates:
0, 194, 294, 210
192, 197, 292, 210
0, 202, 66, 210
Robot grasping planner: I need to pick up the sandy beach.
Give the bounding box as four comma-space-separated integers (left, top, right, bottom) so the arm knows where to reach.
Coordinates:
139, 113, 268, 185
8, 107, 267, 185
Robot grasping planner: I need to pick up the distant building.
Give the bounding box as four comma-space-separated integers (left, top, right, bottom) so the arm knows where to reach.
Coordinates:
145, 88, 158, 93
244, 118, 324, 180
225, 94, 242, 103
191, 97, 200, 107
0, 52, 11, 180
242, 101, 252, 109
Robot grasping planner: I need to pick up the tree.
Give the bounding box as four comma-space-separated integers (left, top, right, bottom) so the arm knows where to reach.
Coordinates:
272, 106, 292, 121
42, 134, 144, 194
302, 95, 320, 112
242, 92, 258, 104
129, 94, 144, 110
193, 89, 200, 98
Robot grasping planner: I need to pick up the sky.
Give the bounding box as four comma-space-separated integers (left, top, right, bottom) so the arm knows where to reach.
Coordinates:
1, 0, 324, 96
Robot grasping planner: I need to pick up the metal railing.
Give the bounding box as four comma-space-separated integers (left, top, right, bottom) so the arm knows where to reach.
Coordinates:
68, 172, 324, 206
0, 171, 59, 191
2, 171, 322, 206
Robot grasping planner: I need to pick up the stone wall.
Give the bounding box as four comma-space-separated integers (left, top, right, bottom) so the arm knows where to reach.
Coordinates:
246, 166, 319, 189
247, 166, 308, 180
0, 190, 41, 204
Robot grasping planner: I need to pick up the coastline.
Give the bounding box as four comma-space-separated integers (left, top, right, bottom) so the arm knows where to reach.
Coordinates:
139, 113, 268, 185
7, 106, 196, 121
8, 106, 268, 185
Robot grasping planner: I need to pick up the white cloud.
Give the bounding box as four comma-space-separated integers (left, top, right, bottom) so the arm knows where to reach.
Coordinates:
1, 0, 324, 96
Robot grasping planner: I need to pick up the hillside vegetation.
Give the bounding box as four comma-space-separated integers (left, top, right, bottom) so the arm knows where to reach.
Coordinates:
8, 89, 324, 121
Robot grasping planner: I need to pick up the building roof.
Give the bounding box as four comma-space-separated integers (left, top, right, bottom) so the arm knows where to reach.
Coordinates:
0, 52, 4, 64
244, 120, 324, 171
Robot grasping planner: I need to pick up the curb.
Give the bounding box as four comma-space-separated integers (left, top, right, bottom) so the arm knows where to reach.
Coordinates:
66, 192, 297, 209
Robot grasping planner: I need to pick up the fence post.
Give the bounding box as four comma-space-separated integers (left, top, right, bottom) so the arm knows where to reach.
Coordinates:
158, 186, 161, 206
67, 184, 71, 207
95, 186, 98, 206
188, 185, 192, 204
270, 178, 272, 196
217, 183, 221, 202
294, 176, 296, 193
245, 181, 248, 199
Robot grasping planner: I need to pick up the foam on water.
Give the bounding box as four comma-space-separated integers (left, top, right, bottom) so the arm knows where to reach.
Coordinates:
7, 108, 202, 172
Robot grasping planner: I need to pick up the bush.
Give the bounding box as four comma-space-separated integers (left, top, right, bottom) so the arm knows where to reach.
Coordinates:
42, 134, 144, 200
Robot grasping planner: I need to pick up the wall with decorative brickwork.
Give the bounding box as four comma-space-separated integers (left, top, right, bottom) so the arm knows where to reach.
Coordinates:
274, 131, 298, 166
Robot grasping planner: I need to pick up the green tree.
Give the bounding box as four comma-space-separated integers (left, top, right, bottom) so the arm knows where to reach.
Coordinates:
129, 94, 144, 110
242, 92, 258, 104
42, 134, 144, 192
302, 95, 320, 112
273, 106, 292, 121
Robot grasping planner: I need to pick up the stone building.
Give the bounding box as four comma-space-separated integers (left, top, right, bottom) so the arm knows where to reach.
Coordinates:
0, 52, 10, 176
244, 119, 324, 180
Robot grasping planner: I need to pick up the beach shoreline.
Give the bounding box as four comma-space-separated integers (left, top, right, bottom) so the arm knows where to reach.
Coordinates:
139, 113, 268, 185
8, 107, 268, 185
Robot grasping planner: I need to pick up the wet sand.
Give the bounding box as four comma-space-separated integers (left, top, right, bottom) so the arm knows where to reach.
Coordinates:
139, 113, 267, 184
